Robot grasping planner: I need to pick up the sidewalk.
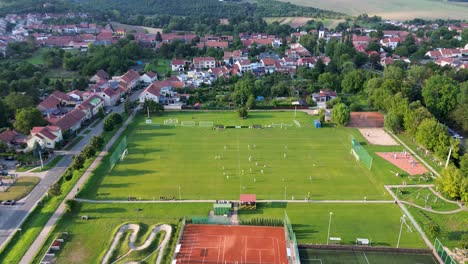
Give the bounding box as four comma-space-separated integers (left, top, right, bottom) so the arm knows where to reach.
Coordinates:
20, 108, 139, 264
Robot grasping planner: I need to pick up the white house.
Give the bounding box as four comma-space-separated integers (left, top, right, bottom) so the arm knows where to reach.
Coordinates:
139, 82, 161, 103
96, 87, 120, 107
193, 57, 216, 69
235, 59, 252, 73
380, 37, 400, 50
27, 126, 63, 149
171, 59, 186, 71
140, 71, 158, 83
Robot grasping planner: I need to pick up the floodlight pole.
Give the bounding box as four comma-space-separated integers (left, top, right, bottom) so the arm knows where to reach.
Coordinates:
397, 215, 405, 248
327, 212, 333, 245
445, 146, 452, 168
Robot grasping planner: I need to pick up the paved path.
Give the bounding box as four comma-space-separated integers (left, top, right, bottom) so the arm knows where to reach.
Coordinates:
385, 185, 444, 263
101, 223, 172, 264
385, 129, 440, 177
20, 107, 139, 264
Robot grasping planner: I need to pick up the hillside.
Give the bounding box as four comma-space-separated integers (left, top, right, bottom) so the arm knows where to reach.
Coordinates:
276, 0, 468, 20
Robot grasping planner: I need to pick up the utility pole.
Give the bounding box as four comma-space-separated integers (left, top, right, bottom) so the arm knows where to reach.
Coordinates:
38, 149, 44, 170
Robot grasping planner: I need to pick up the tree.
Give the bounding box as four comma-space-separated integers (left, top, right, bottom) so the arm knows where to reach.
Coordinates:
460, 154, 468, 177
422, 75, 459, 119
103, 118, 114, 131
0, 100, 9, 128
54, 79, 64, 92
331, 103, 350, 126
64, 199, 77, 214
13, 108, 47, 134
97, 107, 104, 119
425, 221, 441, 237
49, 180, 62, 196
109, 112, 123, 125
384, 110, 402, 133
238, 107, 248, 119
143, 99, 164, 114
156, 31, 163, 42
246, 95, 256, 109
3, 92, 34, 112
82, 145, 96, 159
341, 70, 364, 93
318, 108, 326, 123
415, 118, 450, 158
436, 166, 463, 200
403, 102, 432, 136
71, 154, 85, 171
90, 135, 104, 150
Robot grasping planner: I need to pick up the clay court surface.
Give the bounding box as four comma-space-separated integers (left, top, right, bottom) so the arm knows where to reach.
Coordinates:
348, 112, 384, 128
176, 224, 288, 264
377, 152, 428, 175
359, 128, 399, 146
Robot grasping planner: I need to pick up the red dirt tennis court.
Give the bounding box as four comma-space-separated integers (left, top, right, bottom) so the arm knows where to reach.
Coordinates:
176, 224, 288, 264
377, 152, 428, 175
347, 112, 384, 128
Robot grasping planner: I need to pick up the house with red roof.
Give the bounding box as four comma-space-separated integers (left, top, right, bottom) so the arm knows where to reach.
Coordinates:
27, 126, 63, 149
312, 90, 337, 106
120, 69, 140, 92
37, 91, 71, 115
78, 95, 104, 118
223, 50, 248, 65
48, 108, 87, 133
0, 129, 20, 147
204, 41, 229, 49
96, 87, 120, 107
140, 71, 158, 84
235, 59, 252, 73
171, 59, 186, 71
90, 69, 109, 83
139, 82, 162, 104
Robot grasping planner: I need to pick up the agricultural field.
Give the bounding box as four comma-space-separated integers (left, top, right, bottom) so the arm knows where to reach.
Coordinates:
79, 111, 413, 201
263, 17, 345, 28
276, 0, 468, 20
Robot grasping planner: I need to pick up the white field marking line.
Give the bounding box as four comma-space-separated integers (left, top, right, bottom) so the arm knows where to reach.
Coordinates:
222, 235, 226, 263
217, 236, 221, 264
302, 259, 323, 264
363, 252, 370, 264
259, 250, 262, 264
236, 130, 242, 195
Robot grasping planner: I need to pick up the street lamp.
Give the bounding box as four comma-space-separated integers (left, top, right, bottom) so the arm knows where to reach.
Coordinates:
327, 212, 333, 245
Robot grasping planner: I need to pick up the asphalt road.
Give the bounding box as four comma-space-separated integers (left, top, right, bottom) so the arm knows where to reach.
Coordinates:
0, 90, 141, 252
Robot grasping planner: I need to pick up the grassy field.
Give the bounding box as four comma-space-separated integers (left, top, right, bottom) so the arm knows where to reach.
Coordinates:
239, 202, 426, 248
80, 111, 413, 201
0, 176, 39, 201
299, 248, 437, 264
408, 207, 468, 249
395, 187, 460, 211
35, 203, 211, 264
277, 0, 468, 20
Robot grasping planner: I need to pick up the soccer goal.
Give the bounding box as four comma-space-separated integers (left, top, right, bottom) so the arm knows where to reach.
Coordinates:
351, 137, 373, 170
293, 120, 301, 128
164, 119, 179, 126
181, 121, 196, 127
199, 121, 214, 127
120, 149, 128, 161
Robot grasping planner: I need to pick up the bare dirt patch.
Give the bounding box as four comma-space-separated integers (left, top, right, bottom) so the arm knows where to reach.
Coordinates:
359, 128, 399, 146
377, 152, 429, 175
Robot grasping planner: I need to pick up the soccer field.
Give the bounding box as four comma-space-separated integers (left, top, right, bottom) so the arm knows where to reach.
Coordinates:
83, 111, 400, 200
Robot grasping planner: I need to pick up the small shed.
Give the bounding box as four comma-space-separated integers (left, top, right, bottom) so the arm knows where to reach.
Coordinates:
213, 203, 232, 215
314, 119, 322, 128
239, 194, 256, 210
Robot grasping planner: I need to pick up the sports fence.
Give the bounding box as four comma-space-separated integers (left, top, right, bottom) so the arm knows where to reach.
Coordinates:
284, 211, 300, 264
434, 238, 458, 264
190, 216, 231, 225
109, 136, 127, 171
351, 137, 373, 170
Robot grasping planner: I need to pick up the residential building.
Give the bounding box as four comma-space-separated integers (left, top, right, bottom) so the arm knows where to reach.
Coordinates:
140, 71, 158, 83
27, 126, 63, 149
171, 59, 186, 71
193, 57, 216, 69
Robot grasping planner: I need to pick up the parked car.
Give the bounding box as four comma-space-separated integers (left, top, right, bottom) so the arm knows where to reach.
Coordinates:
2, 200, 16, 205
0, 170, 8, 176
5, 156, 14, 161
105, 109, 112, 115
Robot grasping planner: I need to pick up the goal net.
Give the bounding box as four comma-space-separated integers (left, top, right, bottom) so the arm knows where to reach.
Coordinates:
284, 211, 300, 264
109, 136, 128, 171
199, 121, 214, 127
351, 137, 373, 170
181, 121, 196, 127
164, 119, 179, 126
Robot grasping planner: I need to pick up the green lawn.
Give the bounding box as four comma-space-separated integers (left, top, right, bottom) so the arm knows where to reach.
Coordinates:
31, 155, 64, 172
36, 203, 211, 264
80, 111, 410, 201
0, 176, 40, 201
408, 207, 468, 250
299, 248, 437, 264
395, 187, 460, 211
238, 202, 426, 248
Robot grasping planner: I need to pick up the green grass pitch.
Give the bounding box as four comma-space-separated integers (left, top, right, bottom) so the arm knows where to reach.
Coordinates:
82, 111, 406, 200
